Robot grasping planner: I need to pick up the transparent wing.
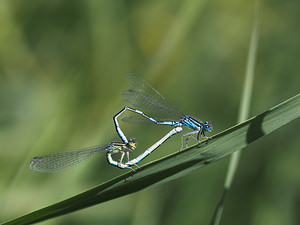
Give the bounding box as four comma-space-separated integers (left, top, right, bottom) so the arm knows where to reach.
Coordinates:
124, 73, 184, 118
30, 144, 111, 173
122, 116, 154, 124
122, 116, 178, 124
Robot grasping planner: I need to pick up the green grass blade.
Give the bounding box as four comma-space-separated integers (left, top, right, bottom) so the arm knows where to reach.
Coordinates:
2, 93, 300, 225
229, 0, 264, 190
210, 1, 264, 224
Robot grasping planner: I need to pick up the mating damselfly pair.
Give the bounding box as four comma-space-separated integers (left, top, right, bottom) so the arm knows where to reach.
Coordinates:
30, 73, 212, 172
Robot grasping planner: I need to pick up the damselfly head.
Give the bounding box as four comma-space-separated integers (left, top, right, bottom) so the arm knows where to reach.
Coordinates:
128, 138, 137, 150
203, 121, 212, 132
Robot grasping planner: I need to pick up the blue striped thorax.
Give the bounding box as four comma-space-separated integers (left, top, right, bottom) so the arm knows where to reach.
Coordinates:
181, 116, 202, 130
181, 116, 212, 132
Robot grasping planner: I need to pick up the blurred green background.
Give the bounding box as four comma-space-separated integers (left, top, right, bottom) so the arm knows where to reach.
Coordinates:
0, 0, 299, 225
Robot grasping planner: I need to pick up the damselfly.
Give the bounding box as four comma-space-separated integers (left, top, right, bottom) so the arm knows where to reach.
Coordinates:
30, 138, 137, 172
111, 127, 182, 168
30, 127, 182, 171
114, 73, 212, 149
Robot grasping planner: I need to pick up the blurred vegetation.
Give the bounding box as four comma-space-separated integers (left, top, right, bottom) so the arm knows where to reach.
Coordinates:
0, 0, 299, 225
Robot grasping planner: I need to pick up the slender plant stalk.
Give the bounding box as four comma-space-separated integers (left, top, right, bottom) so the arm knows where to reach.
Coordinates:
210, 0, 264, 224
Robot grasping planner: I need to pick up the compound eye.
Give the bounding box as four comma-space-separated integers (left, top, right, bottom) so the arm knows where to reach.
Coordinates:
129, 138, 136, 143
